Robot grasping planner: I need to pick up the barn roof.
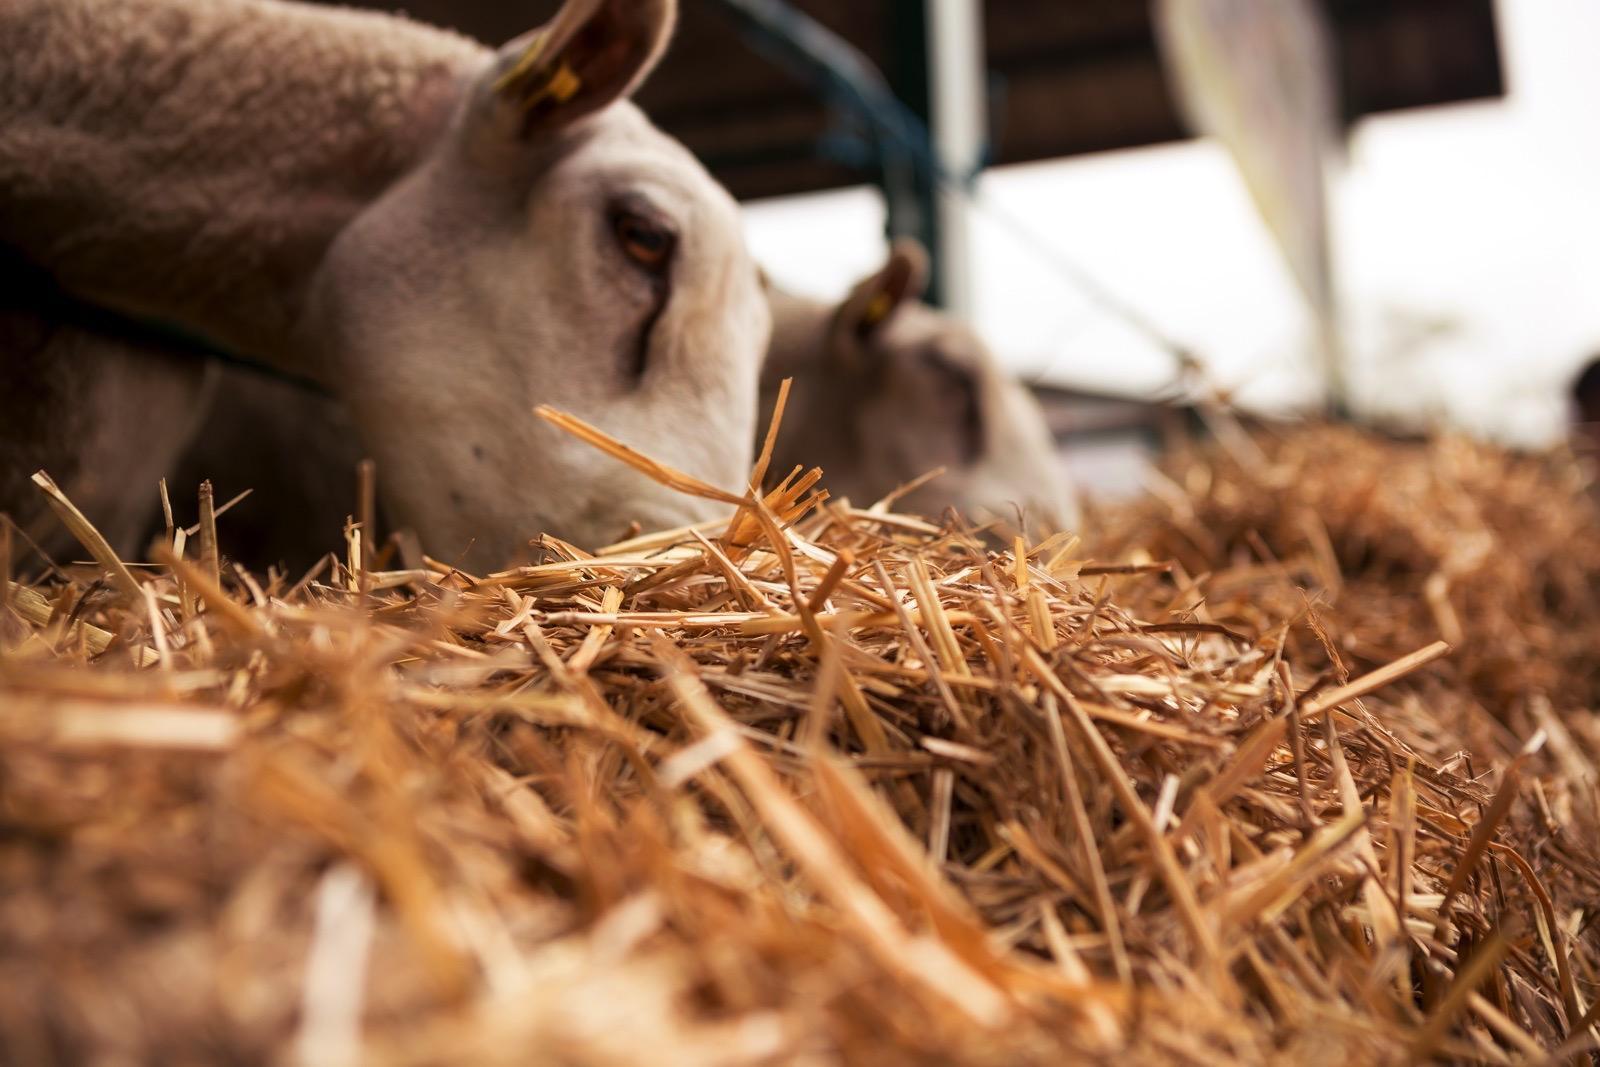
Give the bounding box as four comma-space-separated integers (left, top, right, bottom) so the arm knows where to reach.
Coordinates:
342, 0, 1502, 201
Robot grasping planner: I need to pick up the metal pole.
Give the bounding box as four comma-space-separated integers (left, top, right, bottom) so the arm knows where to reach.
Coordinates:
925, 0, 986, 322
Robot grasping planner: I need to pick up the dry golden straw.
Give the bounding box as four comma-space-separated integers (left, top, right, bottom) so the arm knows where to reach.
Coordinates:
2, 413, 1598, 1065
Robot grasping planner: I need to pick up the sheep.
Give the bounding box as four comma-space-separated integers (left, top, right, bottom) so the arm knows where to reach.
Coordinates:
117, 241, 1073, 571
0, 0, 769, 570
762, 241, 1075, 537
0, 256, 218, 563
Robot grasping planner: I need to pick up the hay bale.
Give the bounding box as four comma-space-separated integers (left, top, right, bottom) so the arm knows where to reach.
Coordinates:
2, 414, 1596, 1065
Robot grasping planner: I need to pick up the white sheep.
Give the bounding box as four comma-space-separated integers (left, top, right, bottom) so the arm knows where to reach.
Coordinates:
0, 0, 769, 570
762, 241, 1075, 537
139, 245, 1075, 570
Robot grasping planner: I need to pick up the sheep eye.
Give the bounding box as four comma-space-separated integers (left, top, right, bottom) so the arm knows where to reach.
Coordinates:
614, 211, 675, 272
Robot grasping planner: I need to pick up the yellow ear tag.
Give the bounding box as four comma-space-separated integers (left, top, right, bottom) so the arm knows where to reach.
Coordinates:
861, 292, 893, 328
495, 33, 584, 114
530, 62, 582, 109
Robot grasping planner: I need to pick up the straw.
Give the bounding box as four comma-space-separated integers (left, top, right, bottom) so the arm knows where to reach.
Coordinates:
3, 417, 1598, 1064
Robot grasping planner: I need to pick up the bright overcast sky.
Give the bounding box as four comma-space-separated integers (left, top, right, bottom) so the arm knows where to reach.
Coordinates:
743, 0, 1600, 445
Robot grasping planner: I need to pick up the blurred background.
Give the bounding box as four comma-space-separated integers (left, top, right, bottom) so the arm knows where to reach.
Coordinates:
329, 0, 1596, 486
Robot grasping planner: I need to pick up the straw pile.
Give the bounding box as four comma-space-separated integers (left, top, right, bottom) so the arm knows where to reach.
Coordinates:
1092, 417, 1600, 746
3, 409, 1598, 1065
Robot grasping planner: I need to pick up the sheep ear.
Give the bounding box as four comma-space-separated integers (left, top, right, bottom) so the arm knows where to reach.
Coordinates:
489, 0, 675, 136
838, 239, 930, 339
